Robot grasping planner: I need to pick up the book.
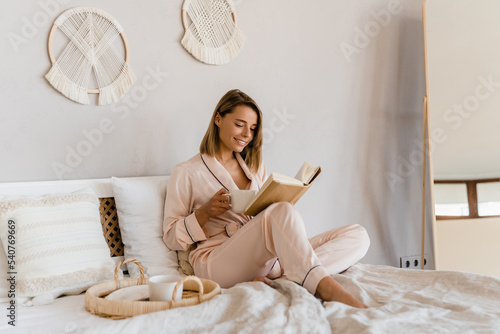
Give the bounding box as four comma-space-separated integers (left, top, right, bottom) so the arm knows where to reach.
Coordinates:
243, 161, 321, 216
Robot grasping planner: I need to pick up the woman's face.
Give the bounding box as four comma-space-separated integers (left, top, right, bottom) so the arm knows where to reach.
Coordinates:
215, 105, 258, 154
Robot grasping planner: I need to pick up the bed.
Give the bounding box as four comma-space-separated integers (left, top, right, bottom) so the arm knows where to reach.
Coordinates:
1, 176, 500, 334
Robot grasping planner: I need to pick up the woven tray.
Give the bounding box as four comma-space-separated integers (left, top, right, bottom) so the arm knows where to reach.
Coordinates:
85, 259, 221, 319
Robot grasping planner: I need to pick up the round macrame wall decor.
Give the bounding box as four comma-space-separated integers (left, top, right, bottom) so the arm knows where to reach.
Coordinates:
46, 7, 136, 105
181, 0, 245, 65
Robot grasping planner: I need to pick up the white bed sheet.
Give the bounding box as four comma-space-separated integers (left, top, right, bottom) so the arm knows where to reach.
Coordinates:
1, 294, 109, 334
1, 263, 500, 334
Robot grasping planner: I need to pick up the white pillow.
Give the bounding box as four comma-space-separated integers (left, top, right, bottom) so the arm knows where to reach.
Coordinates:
0, 189, 115, 306
111, 177, 180, 278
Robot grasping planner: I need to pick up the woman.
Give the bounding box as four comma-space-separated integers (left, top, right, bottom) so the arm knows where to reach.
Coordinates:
163, 89, 370, 308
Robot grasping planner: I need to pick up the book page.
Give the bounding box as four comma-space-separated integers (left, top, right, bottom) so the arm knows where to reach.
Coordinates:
294, 162, 320, 184
270, 172, 303, 186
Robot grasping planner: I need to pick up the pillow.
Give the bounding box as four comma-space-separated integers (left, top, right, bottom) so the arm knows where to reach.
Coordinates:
111, 177, 181, 278
178, 249, 195, 276
0, 189, 115, 306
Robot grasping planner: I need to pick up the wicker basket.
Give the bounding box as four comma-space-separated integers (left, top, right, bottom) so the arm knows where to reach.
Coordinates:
85, 259, 221, 319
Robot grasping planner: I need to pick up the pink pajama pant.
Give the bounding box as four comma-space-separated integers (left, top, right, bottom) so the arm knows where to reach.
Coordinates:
193, 202, 370, 295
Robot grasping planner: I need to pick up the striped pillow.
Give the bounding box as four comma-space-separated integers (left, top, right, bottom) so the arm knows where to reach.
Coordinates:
0, 188, 114, 306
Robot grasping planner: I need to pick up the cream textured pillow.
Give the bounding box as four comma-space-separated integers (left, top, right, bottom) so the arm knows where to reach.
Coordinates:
0, 189, 115, 306
111, 177, 181, 278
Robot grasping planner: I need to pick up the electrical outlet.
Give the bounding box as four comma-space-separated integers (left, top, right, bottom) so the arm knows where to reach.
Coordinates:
400, 254, 429, 269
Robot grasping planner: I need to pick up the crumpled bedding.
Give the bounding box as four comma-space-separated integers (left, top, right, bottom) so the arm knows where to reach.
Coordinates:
68, 263, 500, 334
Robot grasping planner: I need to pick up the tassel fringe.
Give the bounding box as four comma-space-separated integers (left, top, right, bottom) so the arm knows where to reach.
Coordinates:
45, 65, 90, 105
45, 64, 137, 106
98, 64, 137, 106
181, 27, 246, 65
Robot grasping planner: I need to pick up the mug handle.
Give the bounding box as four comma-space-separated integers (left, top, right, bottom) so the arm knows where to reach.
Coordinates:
172, 276, 204, 303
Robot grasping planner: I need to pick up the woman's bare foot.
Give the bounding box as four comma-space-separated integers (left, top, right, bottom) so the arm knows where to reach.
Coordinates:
316, 276, 368, 308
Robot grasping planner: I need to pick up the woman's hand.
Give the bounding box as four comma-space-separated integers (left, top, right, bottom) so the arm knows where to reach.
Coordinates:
195, 188, 230, 227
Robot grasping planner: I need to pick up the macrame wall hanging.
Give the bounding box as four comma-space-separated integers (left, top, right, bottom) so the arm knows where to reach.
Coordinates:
181, 0, 245, 65
46, 7, 136, 105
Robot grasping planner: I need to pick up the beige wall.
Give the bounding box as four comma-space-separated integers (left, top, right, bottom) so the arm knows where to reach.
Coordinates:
426, 0, 500, 181
434, 217, 500, 277
0, 0, 431, 268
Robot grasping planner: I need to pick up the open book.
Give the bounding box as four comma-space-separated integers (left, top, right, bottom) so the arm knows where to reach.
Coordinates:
244, 162, 321, 216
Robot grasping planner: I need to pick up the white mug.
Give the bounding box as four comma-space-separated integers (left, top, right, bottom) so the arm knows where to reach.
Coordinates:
149, 275, 183, 301
229, 189, 257, 213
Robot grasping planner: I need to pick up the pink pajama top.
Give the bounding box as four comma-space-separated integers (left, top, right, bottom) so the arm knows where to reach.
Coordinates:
162, 153, 266, 267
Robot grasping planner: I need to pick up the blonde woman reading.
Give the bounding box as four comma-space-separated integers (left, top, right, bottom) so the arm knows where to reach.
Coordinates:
163, 89, 370, 308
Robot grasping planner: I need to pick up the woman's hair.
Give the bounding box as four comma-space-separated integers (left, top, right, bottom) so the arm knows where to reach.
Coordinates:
200, 89, 263, 173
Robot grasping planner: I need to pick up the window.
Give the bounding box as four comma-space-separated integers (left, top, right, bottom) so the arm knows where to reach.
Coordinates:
434, 183, 469, 217
477, 182, 500, 216
434, 179, 500, 219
